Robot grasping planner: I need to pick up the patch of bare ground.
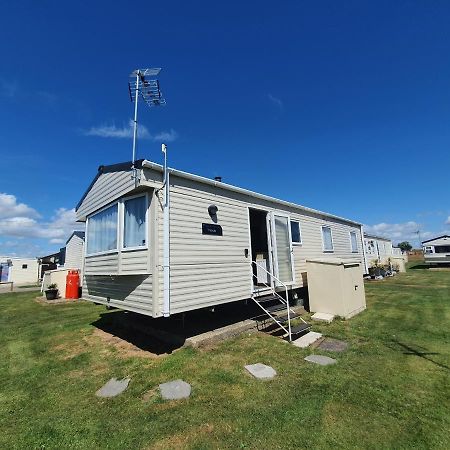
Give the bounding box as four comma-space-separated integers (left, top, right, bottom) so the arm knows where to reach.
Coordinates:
52, 341, 86, 360
52, 327, 169, 361
88, 328, 168, 359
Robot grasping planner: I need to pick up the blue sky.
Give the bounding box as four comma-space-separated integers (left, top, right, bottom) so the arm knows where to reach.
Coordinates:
1, 0, 449, 256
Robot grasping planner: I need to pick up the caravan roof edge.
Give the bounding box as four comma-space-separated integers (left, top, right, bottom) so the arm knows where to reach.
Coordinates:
141, 160, 362, 227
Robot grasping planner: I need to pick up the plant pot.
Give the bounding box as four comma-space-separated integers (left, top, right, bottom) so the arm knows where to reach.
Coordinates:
45, 289, 58, 300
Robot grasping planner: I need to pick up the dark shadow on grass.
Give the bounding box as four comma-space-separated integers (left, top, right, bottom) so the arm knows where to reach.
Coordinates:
91, 299, 293, 355
409, 264, 431, 270
388, 339, 449, 370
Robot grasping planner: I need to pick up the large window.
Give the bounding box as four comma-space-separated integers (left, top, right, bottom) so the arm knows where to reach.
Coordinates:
290, 220, 302, 244
87, 204, 118, 254
123, 195, 147, 248
322, 226, 334, 252
350, 231, 358, 253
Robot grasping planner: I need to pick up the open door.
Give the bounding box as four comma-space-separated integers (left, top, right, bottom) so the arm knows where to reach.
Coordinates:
269, 213, 295, 286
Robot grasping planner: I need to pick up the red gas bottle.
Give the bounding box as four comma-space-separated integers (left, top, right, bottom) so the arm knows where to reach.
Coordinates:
65, 270, 80, 299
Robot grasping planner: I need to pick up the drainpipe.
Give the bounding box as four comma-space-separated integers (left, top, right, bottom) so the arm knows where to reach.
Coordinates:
162, 144, 170, 317
361, 226, 368, 275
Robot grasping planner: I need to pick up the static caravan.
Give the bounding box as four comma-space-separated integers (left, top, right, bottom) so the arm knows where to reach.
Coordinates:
64, 231, 85, 272
0, 256, 40, 285
422, 235, 450, 265
75, 159, 367, 337
364, 234, 394, 267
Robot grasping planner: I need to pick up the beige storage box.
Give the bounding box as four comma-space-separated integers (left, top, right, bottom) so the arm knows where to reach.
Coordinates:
306, 258, 366, 319
390, 256, 406, 273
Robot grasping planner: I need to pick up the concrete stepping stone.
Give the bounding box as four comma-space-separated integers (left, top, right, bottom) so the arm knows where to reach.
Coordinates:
304, 355, 337, 366
317, 338, 348, 352
311, 312, 335, 323
159, 379, 191, 400
96, 377, 130, 398
245, 363, 277, 379
292, 331, 322, 348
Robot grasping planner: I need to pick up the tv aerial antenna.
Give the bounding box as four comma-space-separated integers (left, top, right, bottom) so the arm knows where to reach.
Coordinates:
128, 68, 166, 171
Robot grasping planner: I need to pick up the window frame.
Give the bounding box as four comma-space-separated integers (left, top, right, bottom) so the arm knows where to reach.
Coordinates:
290, 219, 302, 246
120, 192, 149, 252
349, 230, 358, 253
85, 201, 120, 257
321, 225, 334, 252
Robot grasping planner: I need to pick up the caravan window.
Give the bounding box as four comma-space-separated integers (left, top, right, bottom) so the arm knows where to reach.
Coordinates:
87, 204, 118, 255
350, 231, 358, 252
290, 220, 302, 244
123, 195, 147, 248
321, 226, 334, 252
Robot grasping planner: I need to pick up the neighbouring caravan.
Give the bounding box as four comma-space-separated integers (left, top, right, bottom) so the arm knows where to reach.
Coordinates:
0, 256, 40, 285
75, 159, 367, 322
64, 231, 85, 272
364, 234, 394, 266
422, 235, 450, 265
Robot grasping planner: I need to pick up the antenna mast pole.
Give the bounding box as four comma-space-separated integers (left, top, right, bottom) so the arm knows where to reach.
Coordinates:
128, 67, 165, 170
131, 71, 140, 167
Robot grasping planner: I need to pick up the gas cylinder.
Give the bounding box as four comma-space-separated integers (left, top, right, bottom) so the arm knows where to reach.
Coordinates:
65, 270, 80, 299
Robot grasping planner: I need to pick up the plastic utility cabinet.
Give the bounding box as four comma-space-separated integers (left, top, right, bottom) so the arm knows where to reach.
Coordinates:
306, 258, 366, 319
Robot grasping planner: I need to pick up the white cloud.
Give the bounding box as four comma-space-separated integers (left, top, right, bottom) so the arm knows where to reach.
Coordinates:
0, 195, 84, 247
84, 119, 177, 142
152, 128, 178, 142
364, 221, 433, 243
445, 216, 450, 225
0, 193, 40, 219
49, 238, 64, 244
267, 93, 283, 110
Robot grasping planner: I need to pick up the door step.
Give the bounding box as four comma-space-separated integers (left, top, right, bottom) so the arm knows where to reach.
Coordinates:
290, 323, 311, 335
292, 331, 323, 349
264, 304, 286, 314
255, 294, 279, 305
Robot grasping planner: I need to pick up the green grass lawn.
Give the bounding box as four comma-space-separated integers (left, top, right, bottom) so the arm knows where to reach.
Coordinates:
1, 265, 449, 449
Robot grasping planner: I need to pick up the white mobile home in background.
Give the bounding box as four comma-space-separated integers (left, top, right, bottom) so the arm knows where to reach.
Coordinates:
364, 233, 407, 272
0, 256, 40, 285
422, 235, 450, 265
64, 231, 85, 272
364, 234, 394, 266
75, 159, 367, 325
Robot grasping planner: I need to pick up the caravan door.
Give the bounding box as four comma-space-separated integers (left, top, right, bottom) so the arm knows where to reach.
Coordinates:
269, 213, 295, 286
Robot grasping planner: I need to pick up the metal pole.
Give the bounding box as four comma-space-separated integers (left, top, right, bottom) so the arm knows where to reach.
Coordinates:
162, 144, 170, 317
131, 71, 140, 166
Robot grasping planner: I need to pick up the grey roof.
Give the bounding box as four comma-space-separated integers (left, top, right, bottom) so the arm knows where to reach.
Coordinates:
422, 235, 450, 244
66, 230, 85, 245
364, 233, 392, 242
75, 158, 362, 227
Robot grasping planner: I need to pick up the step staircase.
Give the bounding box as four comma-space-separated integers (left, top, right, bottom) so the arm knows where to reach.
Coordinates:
251, 261, 311, 342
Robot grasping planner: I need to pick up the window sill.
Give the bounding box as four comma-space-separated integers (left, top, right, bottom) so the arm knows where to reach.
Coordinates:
121, 246, 148, 252
86, 250, 119, 258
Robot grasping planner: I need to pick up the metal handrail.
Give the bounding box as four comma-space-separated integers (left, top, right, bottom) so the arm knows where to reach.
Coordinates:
251, 260, 292, 342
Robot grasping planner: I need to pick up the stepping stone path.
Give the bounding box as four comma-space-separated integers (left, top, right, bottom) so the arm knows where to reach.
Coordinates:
304, 355, 337, 366
292, 331, 322, 348
245, 363, 277, 379
96, 377, 131, 398
317, 338, 348, 352
159, 379, 191, 400
311, 312, 335, 323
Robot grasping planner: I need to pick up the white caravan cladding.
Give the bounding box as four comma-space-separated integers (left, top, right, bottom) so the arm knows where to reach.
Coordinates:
75, 159, 366, 317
